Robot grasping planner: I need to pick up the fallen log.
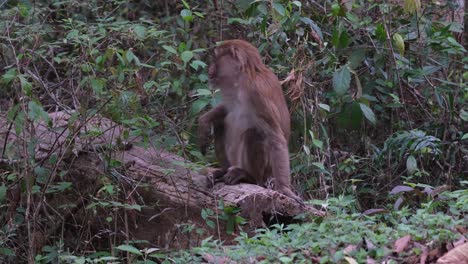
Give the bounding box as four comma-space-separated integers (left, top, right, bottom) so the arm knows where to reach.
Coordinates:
0, 111, 323, 248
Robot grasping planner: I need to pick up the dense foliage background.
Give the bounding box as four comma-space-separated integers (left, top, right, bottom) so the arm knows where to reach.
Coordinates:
0, 0, 466, 263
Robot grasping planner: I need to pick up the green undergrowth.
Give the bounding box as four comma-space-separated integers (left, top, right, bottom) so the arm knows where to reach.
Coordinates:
33, 187, 467, 264
169, 190, 467, 264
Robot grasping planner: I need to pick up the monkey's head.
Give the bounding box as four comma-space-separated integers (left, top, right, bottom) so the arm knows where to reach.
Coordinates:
208, 39, 268, 87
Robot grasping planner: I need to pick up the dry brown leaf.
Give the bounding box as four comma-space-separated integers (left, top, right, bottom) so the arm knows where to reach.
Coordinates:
366, 256, 377, 264
437, 243, 468, 264
394, 235, 412, 253
344, 256, 358, 264
202, 253, 232, 264
344, 244, 358, 254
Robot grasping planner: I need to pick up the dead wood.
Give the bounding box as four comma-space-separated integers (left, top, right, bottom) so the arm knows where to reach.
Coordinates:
0, 111, 323, 248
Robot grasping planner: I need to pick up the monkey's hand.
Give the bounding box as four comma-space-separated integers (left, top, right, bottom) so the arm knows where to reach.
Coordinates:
198, 116, 211, 155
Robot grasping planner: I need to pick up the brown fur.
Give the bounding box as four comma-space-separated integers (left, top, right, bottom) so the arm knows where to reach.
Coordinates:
199, 39, 301, 202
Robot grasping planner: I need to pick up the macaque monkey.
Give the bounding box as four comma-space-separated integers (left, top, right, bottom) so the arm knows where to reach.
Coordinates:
199, 39, 301, 203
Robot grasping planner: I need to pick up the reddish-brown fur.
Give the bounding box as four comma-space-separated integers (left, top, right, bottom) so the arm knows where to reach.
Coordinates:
199, 39, 300, 202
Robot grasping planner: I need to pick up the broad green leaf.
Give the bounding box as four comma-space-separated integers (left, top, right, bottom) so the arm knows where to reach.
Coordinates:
312, 162, 325, 170
132, 25, 146, 39
359, 103, 376, 125
312, 139, 323, 150
333, 66, 351, 96
349, 49, 366, 69
126, 49, 137, 63
1, 68, 17, 84
406, 155, 418, 174
190, 60, 207, 70
91, 78, 106, 94
34, 166, 50, 184
28, 101, 49, 123
257, 4, 267, 15
180, 9, 193, 22
181, 51, 194, 64
162, 45, 177, 55
115, 245, 142, 255
191, 98, 209, 114
0, 247, 15, 256
272, 3, 285, 16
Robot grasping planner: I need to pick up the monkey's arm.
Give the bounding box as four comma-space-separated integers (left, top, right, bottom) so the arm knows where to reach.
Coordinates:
198, 104, 227, 155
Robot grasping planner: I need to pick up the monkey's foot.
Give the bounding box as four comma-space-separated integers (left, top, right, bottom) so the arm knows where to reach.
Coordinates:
206, 169, 227, 188
223, 166, 250, 185
277, 187, 304, 206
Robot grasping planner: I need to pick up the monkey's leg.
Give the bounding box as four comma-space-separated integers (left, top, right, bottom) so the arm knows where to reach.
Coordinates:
223, 128, 265, 185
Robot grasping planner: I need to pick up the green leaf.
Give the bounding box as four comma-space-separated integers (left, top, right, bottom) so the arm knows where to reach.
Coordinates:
115, 245, 142, 255
19, 75, 32, 95
257, 4, 267, 15
333, 66, 351, 96
312, 162, 325, 170
272, 3, 285, 16
195, 89, 212, 96
28, 101, 50, 123
406, 155, 418, 175
349, 49, 366, 69
0, 247, 15, 256
181, 0, 190, 9
180, 9, 193, 22
126, 49, 137, 63
191, 98, 209, 114
132, 25, 146, 39
190, 60, 207, 70
292, 1, 301, 7
331, 3, 341, 16
162, 45, 178, 55
359, 103, 376, 125
181, 51, 194, 64
375, 24, 387, 42
312, 139, 323, 150
460, 109, 468, 122
1, 68, 17, 84
91, 78, 106, 94
34, 166, 50, 184
0, 184, 6, 202
462, 133, 468, 140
